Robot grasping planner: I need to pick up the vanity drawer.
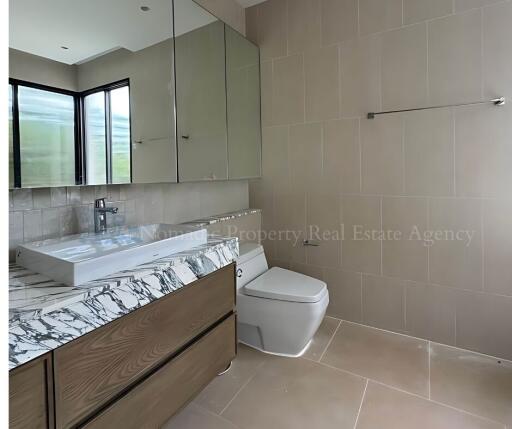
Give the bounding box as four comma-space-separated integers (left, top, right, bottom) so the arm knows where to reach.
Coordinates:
82, 315, 236, 429
54, 263, 235, 429
9, 352, 54, 429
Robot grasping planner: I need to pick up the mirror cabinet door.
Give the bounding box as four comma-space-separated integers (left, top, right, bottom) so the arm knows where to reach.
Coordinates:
9, 0, 177, 187
225, 26, 262, 179
174, 0, 228, 182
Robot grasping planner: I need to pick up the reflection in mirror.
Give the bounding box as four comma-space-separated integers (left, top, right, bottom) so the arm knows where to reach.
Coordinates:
226, 26, 262, 179
9, 0, 176, 187
174, 0, 228, 182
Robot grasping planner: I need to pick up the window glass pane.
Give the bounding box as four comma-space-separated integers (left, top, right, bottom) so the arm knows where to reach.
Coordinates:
110, 86, 131, 184
8, 84, 14, 188
18, 86, 75, 187
84, 92, 107, 185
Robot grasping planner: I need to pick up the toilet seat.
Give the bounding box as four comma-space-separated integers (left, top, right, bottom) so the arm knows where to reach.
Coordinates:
243, 267, 327, 303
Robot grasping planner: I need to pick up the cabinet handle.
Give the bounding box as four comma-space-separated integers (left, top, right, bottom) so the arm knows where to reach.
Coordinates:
181, 135, 190, 140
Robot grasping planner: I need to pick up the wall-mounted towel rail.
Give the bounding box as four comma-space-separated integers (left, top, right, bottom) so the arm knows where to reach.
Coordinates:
367, 97, 505, 119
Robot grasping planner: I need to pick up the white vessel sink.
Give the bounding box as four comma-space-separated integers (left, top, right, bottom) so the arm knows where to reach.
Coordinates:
16, 224, 208, 287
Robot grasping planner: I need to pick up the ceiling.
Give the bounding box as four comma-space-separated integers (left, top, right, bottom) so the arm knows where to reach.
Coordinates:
9, 0, 216, 65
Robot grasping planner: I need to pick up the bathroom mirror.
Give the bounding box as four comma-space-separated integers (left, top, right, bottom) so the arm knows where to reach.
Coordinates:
9, 0, 177, 187
174, 0, 228, 182
225, 26, 261, 179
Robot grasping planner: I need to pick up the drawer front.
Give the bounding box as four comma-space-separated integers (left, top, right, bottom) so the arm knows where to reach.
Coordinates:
10, 353, 54, 429
54, 264, 235, 429
82, 315, 236, 429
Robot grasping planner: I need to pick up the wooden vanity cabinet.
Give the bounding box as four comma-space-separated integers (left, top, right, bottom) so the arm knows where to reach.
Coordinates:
9, 352, 54, 429
9, 263, 236, 429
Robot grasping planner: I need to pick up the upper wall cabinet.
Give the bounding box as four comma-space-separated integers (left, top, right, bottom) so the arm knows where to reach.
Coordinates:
174, 0, 261, 182
9, 0, 177, 188
8, 0, 261, 188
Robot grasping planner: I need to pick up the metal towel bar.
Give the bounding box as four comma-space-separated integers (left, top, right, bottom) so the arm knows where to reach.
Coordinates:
367, 97, 505, 119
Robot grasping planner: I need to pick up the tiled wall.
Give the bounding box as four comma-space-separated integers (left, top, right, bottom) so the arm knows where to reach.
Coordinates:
9, 181, 249, 260
246, 0, 512, 360
9, 0, 249, 260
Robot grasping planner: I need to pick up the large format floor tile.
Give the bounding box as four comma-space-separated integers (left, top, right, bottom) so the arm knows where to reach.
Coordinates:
430, 343, 512, 427
321, 322, 429, 396
302, 316, 340, 362
356, 382, 504, 429
221, 356, 366, 429
194, 344, 271, 414
164, 403, 240, 429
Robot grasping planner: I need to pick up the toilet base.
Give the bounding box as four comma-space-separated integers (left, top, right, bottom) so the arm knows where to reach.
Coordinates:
238, 339, 313, 358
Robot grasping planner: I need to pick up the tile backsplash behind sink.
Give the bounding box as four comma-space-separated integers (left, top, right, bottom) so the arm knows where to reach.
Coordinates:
9, 181, 249, 261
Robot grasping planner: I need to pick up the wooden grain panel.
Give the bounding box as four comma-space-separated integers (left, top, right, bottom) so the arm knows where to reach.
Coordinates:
82, 315, 236, 429
9, 352, 54, 429
54, 264, 235, 429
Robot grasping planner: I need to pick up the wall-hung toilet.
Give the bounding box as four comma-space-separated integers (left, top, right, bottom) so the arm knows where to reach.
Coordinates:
236, 243, 329, 357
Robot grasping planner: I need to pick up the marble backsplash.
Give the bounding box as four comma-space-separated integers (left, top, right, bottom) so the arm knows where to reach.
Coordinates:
9, 181, 249, 261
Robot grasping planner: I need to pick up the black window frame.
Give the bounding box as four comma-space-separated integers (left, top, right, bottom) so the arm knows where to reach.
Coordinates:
8, 78, 132, 188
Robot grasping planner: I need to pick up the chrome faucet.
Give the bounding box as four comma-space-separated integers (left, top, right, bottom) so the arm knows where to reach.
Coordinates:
94, 198, 118, 233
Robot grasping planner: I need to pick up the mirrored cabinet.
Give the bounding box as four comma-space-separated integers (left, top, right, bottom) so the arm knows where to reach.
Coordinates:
8, 0, 261, 189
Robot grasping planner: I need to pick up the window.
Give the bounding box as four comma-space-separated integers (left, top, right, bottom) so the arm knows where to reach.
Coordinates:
17, 85, 76, 187
84, 92, 107, 185
83, 81, 131, 185
9, 79, 131, 188
110, 86, 131, 184
8, 84, 14, 188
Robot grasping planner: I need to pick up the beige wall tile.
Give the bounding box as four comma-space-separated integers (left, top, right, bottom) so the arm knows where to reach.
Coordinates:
357, 381, 504, 429
382, 197, 428, 282
256, 0, 287, 60
382, 23, 428, 110
261, 126, 289, 182
13, 189, 33, 210
483, 199, 512, 296
321, 0, 357, 45
483, 1, 512, 99
340, 34, 382, 117
429, 198, 482, 291
289, 123, 322, 191
404, 108, 454, 196
290, 262, 324, 280
323, 119, 360, 194
306, 191, 341, 267
304, 45, 339, 121
455, 290, 512, 360
32, 188, 51, 209
428, 10, 482, 105
455, 103, 512, 198
361, 113, 403, 195
245, 5, 258, 44
405, 282, 456, 345
273, 181, 307, 263
287, 0, 322, 54
322, 323, 429, 396
362, 274, 406, 332
272, 54, 305, 125
430, 343, 512, 426
325, 268, 363, 321
260, 61, 273, 126
455, 0, 504, 12
403, 0, 453, 24
341, 195, 381, 274
359, 0, 402, 36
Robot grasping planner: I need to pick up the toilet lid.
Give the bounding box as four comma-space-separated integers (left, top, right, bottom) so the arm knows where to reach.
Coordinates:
243, 267, 327, 303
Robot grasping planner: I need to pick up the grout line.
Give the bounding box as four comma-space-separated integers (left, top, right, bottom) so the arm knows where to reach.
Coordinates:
319, 319, 343, 362
219, 368, 260, 416
428, 340, 431, 399
353, 379, 369, 429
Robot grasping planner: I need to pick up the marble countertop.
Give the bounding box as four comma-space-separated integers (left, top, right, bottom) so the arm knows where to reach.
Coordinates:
9, 235, 239, 370
183, 208, 261, 227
